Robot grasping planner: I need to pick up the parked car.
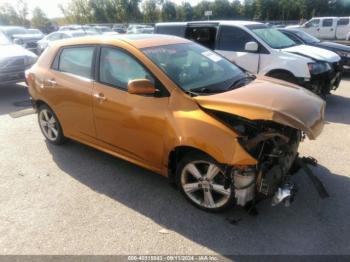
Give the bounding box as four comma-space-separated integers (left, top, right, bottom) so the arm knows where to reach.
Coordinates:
127, 24, 154, 34
36, 30, 97, 54
27, 28, 45, 38
155, 21, 341, 97
112, 24, 126, 34
0, 32, 37, 85
287, 17, 350, 40
91, 26, 119, 35
0, 26, 44, 53
279, 28, 350, 70
26, 34, 325, 212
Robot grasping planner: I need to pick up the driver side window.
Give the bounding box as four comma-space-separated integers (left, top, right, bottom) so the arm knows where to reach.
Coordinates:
99, 47, 154, 90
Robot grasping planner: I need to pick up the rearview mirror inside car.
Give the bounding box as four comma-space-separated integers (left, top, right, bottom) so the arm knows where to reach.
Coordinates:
128, 79, 156, 95
245, 41, 259, 52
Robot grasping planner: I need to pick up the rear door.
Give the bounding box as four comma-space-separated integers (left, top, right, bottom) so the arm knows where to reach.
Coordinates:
319, 18, 336, 39
215, 25, 260, 74
92, 46, 169, 171
336, 18, 350, 40
47, 45, 96, 139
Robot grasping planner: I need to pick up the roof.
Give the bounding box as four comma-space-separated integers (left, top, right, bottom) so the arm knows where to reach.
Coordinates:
50, 34, 190, 49
156, 20, 262, 27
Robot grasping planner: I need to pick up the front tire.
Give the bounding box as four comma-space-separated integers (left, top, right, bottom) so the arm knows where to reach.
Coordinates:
176, 152, 235, 212
38, 104, 65, 145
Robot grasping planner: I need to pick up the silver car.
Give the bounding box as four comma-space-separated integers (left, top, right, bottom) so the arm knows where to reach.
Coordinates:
0, 32, 37, 86
36, 30, 98, 54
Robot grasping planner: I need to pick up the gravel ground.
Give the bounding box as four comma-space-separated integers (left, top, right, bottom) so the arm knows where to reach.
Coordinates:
0, 79, 349, 256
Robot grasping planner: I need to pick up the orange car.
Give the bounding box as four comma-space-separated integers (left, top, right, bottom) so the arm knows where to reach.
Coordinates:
26, 34, 325, 211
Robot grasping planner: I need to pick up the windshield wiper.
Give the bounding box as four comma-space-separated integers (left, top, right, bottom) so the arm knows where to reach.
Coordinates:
183, 89, 200, 97
229, 74, 256, 90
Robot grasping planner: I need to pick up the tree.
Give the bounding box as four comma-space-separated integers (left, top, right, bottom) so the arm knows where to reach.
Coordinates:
31, 7, 51, 30
59, 0, 93, 24
143, 0, 159, 23
176, 2, 193, 21
16, 0, 30, 26
211, 0, 234, 19
161, 1, 176, 22
0, 4, 18, 25
193, 0, 212, 20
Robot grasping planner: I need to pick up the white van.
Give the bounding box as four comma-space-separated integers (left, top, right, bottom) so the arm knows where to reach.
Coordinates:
288, 17, 350, 40
155, 21, 342, 96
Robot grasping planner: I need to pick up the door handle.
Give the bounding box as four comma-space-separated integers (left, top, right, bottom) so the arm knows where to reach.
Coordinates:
94, 93, 107, 102
43, 79, 56, 87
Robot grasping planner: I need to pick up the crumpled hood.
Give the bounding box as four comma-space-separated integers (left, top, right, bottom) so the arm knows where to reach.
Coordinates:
283, 44, 340, 63
194, 76, 325, 139
0, 44, 36, 59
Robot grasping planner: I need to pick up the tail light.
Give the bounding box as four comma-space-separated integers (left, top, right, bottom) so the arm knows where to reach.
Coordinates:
25, 71, 35, 87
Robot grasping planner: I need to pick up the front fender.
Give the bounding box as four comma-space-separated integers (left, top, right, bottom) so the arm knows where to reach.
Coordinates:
163, 90, 257, 169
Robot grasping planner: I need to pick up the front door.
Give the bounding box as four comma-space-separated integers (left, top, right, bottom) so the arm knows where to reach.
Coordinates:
215, 25, 260, 74
302, 19, 321, 38
92, 46, 169, 171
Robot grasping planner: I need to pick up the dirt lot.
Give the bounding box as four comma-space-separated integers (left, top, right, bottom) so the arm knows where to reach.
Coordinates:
0, 78, 349, 256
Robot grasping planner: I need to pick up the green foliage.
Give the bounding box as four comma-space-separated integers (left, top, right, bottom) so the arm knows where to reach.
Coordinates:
31, 7, 51, 29
1, 0, 350, 27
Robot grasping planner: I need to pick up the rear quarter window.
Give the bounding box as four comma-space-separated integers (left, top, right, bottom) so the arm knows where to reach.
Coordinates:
337, 18, 349, 26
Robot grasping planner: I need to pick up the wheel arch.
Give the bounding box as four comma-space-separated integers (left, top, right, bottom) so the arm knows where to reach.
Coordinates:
167, 146, 214, 183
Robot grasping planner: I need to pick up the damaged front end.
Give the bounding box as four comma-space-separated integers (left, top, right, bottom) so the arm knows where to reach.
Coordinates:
194, 77, 328, 209
210, 110, 327, 209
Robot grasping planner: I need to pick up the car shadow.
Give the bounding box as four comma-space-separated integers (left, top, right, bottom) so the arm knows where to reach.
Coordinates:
45, 140, 350, 255
0, 83, 31, 116
325, 93, 350, 125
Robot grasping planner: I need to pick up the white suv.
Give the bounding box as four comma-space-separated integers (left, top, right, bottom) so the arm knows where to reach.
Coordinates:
155, 20, 342, 97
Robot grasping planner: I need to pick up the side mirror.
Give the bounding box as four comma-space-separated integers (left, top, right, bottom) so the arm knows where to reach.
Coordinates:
245, 41, 259, 52
128, 79, 156, 95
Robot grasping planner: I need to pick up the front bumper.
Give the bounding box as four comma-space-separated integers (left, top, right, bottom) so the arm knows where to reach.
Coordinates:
298, 62, 342, 95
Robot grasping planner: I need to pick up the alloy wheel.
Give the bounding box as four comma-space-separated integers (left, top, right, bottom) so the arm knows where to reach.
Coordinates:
39, 108, 59, 142
180, 160, 232, 209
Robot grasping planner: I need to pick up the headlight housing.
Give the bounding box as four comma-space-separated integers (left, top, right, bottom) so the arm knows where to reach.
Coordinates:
308, 62, 331, 75
336, 50, 350, 58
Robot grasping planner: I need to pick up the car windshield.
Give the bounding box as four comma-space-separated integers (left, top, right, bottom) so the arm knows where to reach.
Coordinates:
250, 26, 297, 49
294, 30, 320, 44
142, 43, 248, 95
0, 32, 10, 45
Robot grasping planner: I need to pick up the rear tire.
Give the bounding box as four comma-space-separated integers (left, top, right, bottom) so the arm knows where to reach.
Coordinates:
176, 151, 235, 212
38, 104, 65, 145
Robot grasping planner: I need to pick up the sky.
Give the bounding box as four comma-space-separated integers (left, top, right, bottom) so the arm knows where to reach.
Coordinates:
0, 0, 214, 19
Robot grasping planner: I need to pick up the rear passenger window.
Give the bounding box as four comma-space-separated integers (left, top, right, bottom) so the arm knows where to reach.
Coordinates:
58, 46, 95, 78
338, 18, 349, 26
218, 26, 256, 52
322, 19, 333, 27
